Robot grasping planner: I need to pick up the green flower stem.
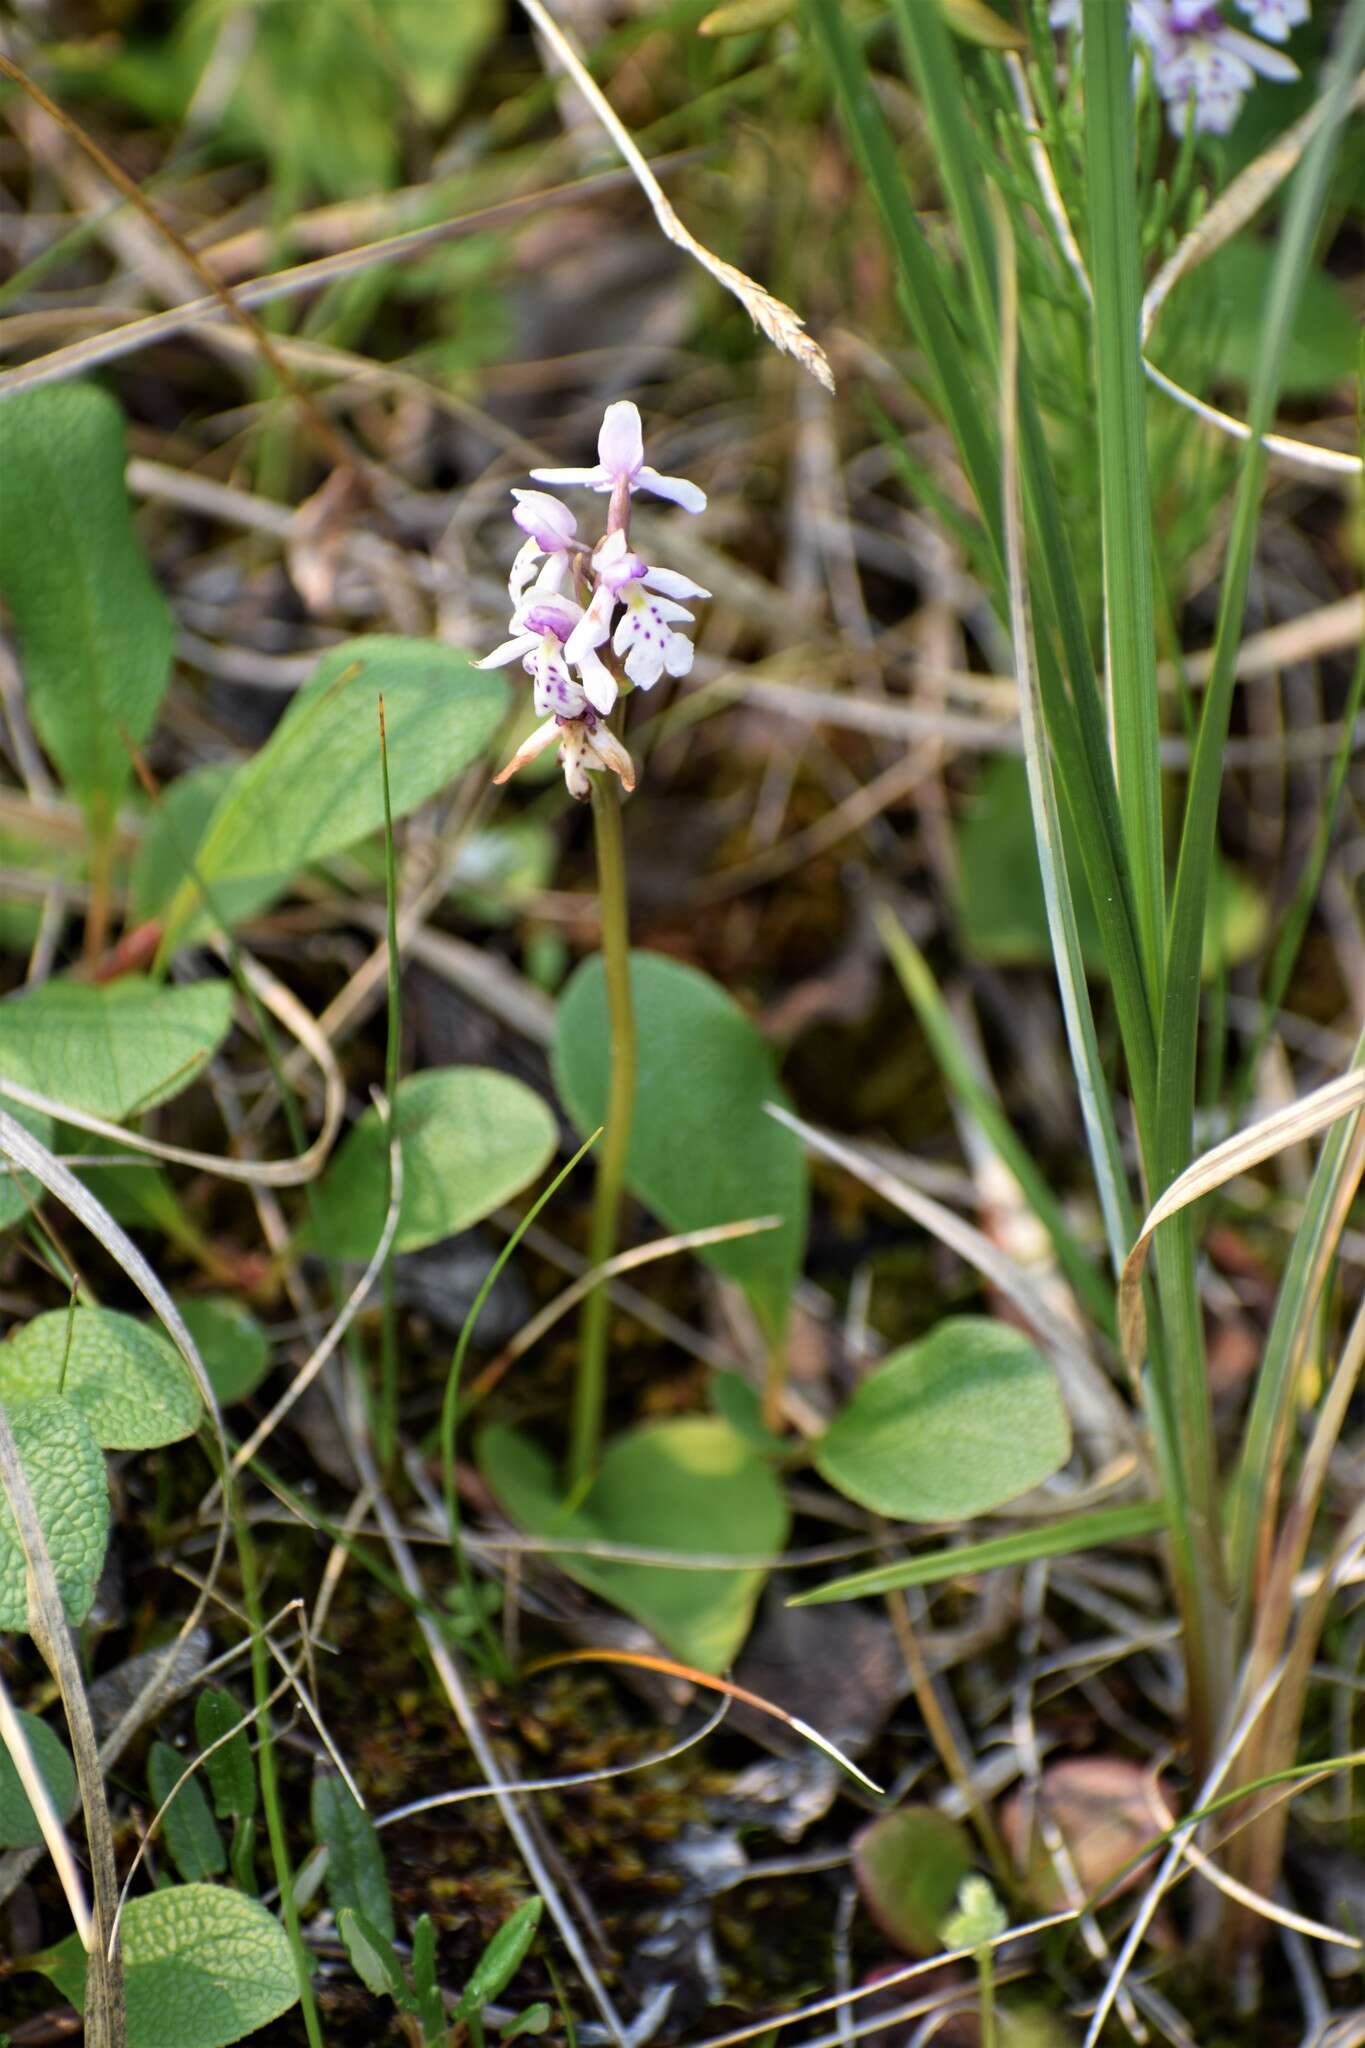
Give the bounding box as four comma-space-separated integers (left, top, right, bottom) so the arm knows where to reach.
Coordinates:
232, 1491, 324, 2048
568, 771, 636, 1490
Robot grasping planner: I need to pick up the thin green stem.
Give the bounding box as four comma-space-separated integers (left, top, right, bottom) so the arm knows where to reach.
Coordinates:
568, 775, 635, 1490
978, 1945, 996, 2048
377, 697, 401, 1477
231, 1490, 323, 2048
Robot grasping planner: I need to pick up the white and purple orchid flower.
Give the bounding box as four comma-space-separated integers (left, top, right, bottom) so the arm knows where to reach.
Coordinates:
1051, 0, 1305, 134
530, 398, 707, 515
481, 402, 707, 802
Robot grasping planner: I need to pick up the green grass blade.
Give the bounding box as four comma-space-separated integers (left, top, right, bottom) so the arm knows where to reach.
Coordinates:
1233, 628, 1365, 1120
1156, 0, 1365, 1198
788, 1501, 1167, 1606
1080, 0, 1165, 1010
877, 906, 1117, 1330
1227, 1026, 1365, 1615
805, 0, 1158, 1132
995, 197, 1136, 1278
802, 0, 1002, 538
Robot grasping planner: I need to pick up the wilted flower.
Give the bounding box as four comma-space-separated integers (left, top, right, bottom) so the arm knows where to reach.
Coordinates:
481, 401, 707, 802
1050, 0, 1303, 134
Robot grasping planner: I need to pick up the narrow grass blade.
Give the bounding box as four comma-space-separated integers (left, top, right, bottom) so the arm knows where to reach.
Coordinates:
1228, 1029, 1365, 1613
1156, 0, 1365, 1198
788, 1501, 1167, 1605
806, 0, 1158, 1132
1233, 628, 1365, 1117
1080, 0, 1165, 1007
876, 906, 1116, 1330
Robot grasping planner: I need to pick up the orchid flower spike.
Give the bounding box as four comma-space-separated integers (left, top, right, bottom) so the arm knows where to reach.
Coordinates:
483, 397, 707, 802
1050, 0, 1302, 134
532, 400, 707, 515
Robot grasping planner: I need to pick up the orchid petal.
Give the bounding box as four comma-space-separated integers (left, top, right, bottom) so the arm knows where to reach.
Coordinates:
623, 637, 665, 690
641, 565, 710, 602
528, 464, 607, 490
1221, 25, 1298, 76
508, 536, 542, 605
476, 633, 536, 669
512, 489, 578, 550
635, 466, 706, 514
663, 635, 694, 679
588, 727, 636, 792
493, 717, 560, 784
598, 400, 644, 480
576, 645, 619, 716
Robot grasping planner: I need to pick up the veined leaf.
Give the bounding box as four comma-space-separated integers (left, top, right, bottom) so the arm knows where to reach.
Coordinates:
0, 976, 232, 1121
815, 1318, 1070, 1523
41, 1884, 298, 2048
0, 383, 172, 829
310, 1067, 557, 1260
161, 638, 505, 947
0, 1397, 108, 1631
0, 1308, 200, 1450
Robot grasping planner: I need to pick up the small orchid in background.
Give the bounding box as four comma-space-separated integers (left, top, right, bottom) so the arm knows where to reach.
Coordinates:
1051, 0, 1305, 134
479, 401, 709, 802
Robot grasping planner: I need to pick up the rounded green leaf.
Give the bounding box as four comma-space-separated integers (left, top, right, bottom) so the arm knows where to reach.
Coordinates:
853, 1806, 973, 1956
552, 952, 807, 1336
0, 1309, 200, 1449
162, 638, 507, 945
0, 1397, 108, 1631
0, 383, 172, 821
311, 1067, 557, 1260
816, 1318, 1071, 1522
176, 1298, 271, 1407
0, 1709, 77, 1849
478, 1416, 789, 1673
0, 977, 233, 1120
43, 1884, 299, 2048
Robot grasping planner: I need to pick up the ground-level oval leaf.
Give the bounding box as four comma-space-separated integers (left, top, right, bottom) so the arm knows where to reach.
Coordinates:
0, 1397, 108, 1630
162, 638, 507, 945
0, 1308, 200, 1449
0, 382, 173, 824
477, 1416, 789, 1673
853, 1806, 973, 1956
0, 1709, 77, 1848
42, 1883, 299, 2048
0, 977, 232, 1121
176, 1298, 271, 1408
552, 951, 807, 1337
311, 1066, 557, 1260
815, 1317, 1071, 1522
